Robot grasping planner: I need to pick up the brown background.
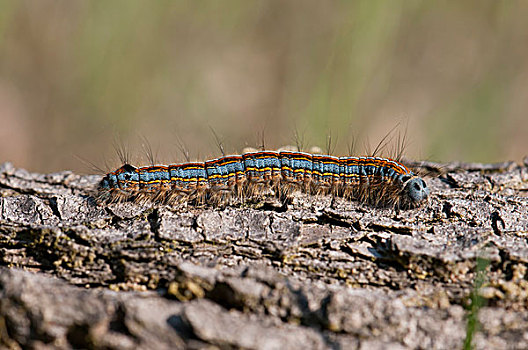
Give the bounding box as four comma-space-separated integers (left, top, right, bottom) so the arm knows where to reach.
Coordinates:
0, 1, 527, 172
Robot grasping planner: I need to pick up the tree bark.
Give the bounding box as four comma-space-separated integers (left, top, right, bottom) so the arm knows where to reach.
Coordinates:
1, 159, 528, 349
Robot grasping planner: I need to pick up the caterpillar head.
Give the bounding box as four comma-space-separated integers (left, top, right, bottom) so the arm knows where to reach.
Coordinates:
401, 175, 429, 207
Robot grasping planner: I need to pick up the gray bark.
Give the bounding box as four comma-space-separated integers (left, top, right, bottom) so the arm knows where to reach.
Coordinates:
1, 159, 528, 349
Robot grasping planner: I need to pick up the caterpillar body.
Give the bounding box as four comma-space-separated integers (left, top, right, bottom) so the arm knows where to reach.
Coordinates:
98, 150, 429, 209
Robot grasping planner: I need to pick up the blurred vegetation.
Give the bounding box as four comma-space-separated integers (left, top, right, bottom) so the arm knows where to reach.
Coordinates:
463, 256, 490, 350
0, 0, 527, 172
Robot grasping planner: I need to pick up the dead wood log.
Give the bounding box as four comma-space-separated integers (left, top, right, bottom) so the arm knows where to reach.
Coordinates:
1, 160, 527, 349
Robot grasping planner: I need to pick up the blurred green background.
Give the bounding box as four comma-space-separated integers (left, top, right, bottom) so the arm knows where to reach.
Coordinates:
0, 1, 526, 173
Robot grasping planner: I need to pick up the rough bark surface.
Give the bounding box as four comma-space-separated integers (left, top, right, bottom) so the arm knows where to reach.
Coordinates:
1, 159, 528, 349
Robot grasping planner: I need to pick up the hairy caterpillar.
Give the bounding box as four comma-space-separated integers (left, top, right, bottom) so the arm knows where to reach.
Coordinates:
98, 150, 429, 209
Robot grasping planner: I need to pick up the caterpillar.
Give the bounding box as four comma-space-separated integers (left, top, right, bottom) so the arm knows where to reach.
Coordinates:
98, 150, 429, 209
